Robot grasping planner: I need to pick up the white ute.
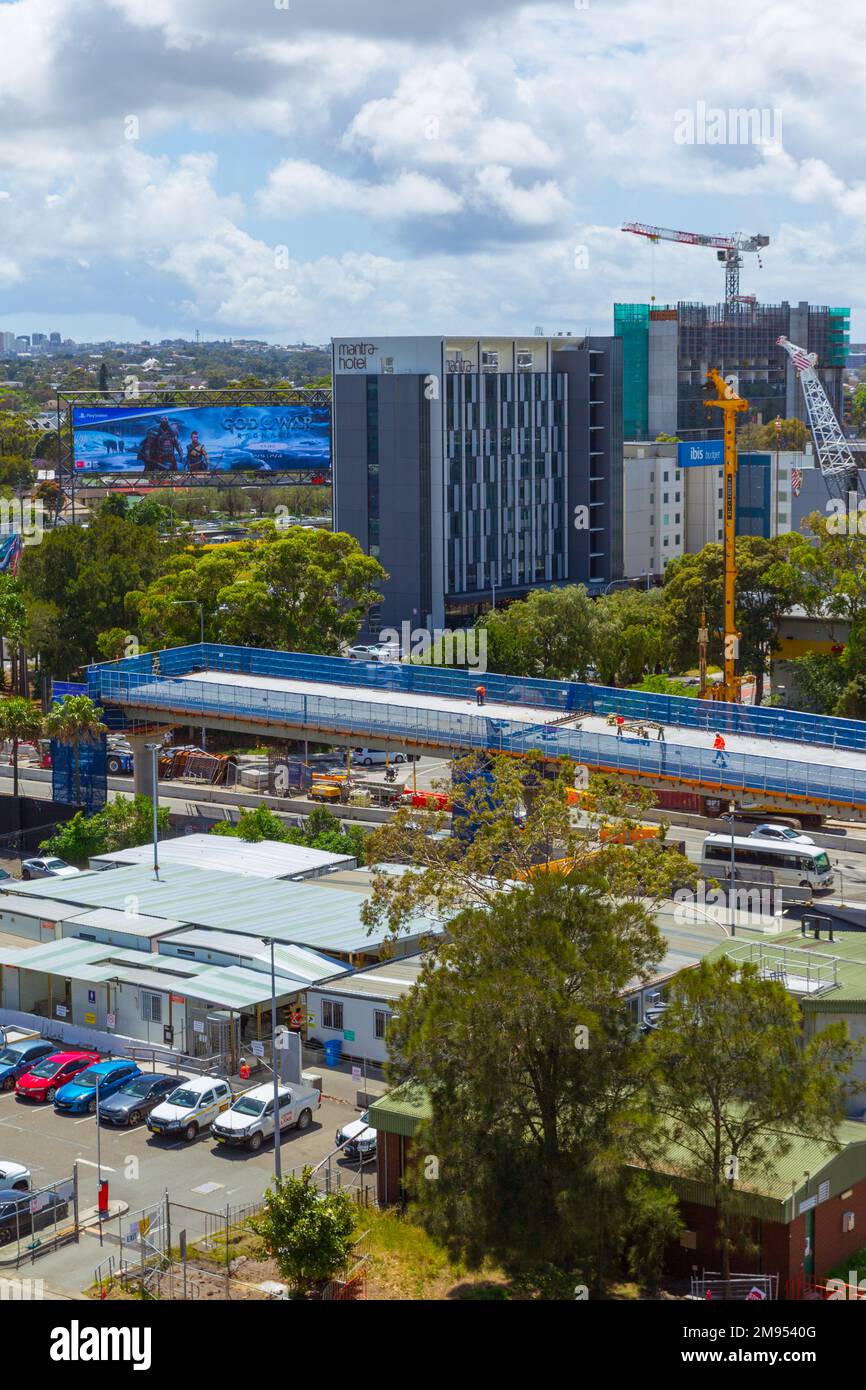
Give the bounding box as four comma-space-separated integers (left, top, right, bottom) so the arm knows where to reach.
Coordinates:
211, 1081, 321, 1151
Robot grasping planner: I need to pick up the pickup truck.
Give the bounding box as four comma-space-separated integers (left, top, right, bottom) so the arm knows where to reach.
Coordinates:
211, 1080, 320, 1151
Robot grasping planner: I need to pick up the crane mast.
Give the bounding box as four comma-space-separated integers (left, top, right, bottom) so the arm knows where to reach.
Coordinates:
776, 336, 860, 497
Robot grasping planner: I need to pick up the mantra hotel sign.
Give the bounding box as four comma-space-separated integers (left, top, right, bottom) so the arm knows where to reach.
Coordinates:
337, 342, 377, 370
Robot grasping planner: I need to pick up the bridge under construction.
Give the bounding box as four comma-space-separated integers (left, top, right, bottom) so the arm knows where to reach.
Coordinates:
85, 645, 866, 821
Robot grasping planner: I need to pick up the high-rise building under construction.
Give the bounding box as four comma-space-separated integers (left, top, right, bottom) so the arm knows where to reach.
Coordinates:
614, 300, 849, 440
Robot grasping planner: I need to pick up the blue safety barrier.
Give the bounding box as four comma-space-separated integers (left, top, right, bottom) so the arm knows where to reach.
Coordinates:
87, 643, 866, 756
85, 659, 866, 810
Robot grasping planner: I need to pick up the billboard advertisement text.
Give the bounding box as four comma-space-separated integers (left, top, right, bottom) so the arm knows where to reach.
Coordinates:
71, 404, 330, 475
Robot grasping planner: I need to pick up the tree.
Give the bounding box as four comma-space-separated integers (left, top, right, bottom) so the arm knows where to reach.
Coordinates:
646, 956, 861, 1283
663, 537, 807, 703
622, 1176, 683, 1294
19, 512, 167, 674
362, 752, 694, 939
476, 586, 596, 679
251, 1171, 356, 1298
211, 800, 367, 864
387, 874, 665, 1292
590, 588, 670, 686
0, 697, 42, 796
44, 694, 107, 806
760, 416, 809, 451
40, 795, 170, 866
133, 528, 385, 655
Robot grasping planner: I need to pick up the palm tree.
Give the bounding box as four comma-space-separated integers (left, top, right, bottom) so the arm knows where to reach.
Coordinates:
0, 698, 43, 797
44, 695, 108, 806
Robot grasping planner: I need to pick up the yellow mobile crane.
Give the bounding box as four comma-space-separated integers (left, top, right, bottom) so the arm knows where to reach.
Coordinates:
704, 369, 747, 704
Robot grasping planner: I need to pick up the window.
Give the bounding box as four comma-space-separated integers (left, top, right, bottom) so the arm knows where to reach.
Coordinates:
141, 990, 162, 1024
201, 1091, 214, 1107
380, 356, 394, 374
322, 999, 344, 1031
517, 350, 533, 370
375, 1010, 389, 1040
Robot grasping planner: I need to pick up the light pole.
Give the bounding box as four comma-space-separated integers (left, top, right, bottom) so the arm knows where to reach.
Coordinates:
722, 801, 737, 936
169, 599, 206, 750
264, 936, 283, 1185
145, 743, 161, 879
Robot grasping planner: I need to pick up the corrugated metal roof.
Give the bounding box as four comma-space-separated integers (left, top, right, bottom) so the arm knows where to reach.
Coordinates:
0, 892, 89, 921
311, 955, 425, 1002
67, 907, 186, 938
367, 1085, 431, 1138
0, 863, 445, 955
90, 833, 355, 879
0, 936, 304, 1008
161, 928, 344, 984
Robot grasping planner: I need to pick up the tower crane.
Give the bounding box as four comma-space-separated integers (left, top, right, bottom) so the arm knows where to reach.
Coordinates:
776, 336, 861, 500
621, 223, 770, 302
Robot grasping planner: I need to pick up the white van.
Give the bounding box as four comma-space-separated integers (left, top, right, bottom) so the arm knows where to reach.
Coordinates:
211, 1081, 320, 1151
701, 834, 834, 892
147, 1076, 233, 1142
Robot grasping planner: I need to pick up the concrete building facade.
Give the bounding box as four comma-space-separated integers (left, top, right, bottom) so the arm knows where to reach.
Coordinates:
616, 301, 849, 441
331, 334, 624, 632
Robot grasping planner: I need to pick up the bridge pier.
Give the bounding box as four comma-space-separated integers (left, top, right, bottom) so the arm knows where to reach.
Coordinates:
127, 730, 174, 800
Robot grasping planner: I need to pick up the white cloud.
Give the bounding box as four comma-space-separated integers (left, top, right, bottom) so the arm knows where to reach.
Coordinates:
257, 161, 461, 220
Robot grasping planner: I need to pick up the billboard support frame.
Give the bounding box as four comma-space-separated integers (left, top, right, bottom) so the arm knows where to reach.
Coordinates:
55, 387, 333, 519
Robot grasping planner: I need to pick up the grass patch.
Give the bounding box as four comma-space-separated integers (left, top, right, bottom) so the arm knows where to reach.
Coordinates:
363, 1206, 510, 1300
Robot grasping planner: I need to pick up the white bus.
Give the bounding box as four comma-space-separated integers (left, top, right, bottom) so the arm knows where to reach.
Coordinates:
701, 834, 834, 892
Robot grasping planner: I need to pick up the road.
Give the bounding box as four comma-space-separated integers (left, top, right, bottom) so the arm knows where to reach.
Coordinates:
0, 1067, 367, 1297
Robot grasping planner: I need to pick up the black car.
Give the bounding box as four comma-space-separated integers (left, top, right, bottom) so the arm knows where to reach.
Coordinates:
98, 1072, 186, 1127
0, 1188, 68, 1248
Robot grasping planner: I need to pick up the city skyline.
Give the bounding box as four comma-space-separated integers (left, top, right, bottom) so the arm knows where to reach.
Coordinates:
1, 0, 866, 342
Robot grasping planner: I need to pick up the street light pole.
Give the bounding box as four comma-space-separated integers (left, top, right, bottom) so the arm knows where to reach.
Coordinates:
266, 936, 282, 1185
728, 800, 737, 937
145, 743, 161, 880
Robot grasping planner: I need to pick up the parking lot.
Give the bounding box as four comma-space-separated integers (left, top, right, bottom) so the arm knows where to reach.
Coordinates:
0, 1066, 369, 1293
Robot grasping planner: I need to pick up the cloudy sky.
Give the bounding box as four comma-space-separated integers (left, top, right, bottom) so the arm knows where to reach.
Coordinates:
1, 0, 864, 343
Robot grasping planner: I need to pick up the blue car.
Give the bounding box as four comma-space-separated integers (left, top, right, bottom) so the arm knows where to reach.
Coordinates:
54, 1058, 141, 1115
0, 1038, 54, 1092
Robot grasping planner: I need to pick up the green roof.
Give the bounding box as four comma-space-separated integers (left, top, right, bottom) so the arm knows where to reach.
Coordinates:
367, 1084, 431, 1138
643, 1119, 866, 1222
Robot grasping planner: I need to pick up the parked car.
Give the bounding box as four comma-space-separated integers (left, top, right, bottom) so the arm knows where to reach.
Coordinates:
0, 868, 11, 882
16, 1050, 101, 1104
0, 1037, 55, 1091
352, 747, 410, 767
346, 643, 399, 663
54, 1058, 141, 1115
98, 1073, 184, 1127
749, 823, 815, 845
0, 1160, 31, 1191
147, 1076, 233, 1142
211, 1081, 320, 1151
335, 1112, 377, 1162
20, 856, 80, 881
0, 1188, 69, 1248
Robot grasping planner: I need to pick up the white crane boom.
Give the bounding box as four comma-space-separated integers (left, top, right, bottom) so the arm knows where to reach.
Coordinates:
776, 336, 858, 486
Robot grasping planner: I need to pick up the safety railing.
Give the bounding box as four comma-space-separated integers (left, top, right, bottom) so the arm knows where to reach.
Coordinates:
87, 665, 866, 809
88, 642, 866, 756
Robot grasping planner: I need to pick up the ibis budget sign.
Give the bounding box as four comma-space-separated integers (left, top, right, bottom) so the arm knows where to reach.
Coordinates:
678, 439, 725, 468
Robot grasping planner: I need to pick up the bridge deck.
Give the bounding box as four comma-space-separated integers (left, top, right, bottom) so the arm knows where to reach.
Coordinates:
173, 670, 866, 775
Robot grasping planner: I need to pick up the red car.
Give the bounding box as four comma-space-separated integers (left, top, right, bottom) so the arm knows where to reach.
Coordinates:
15, 1050, 101, 1104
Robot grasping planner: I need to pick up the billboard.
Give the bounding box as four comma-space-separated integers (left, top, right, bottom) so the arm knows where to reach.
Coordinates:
71, 404, 330, 475
677, 439, 725, 468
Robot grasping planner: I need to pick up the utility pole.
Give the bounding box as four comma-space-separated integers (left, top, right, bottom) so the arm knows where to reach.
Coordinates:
698, 609, 709, 700
705, 369, 748, 703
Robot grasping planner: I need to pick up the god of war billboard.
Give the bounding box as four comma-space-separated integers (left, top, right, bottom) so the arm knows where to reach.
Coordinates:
71, 404, 330, 475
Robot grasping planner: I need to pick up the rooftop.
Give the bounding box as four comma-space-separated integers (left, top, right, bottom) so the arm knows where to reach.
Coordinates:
90, 833, 355, 879
0, 861, 446, 956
